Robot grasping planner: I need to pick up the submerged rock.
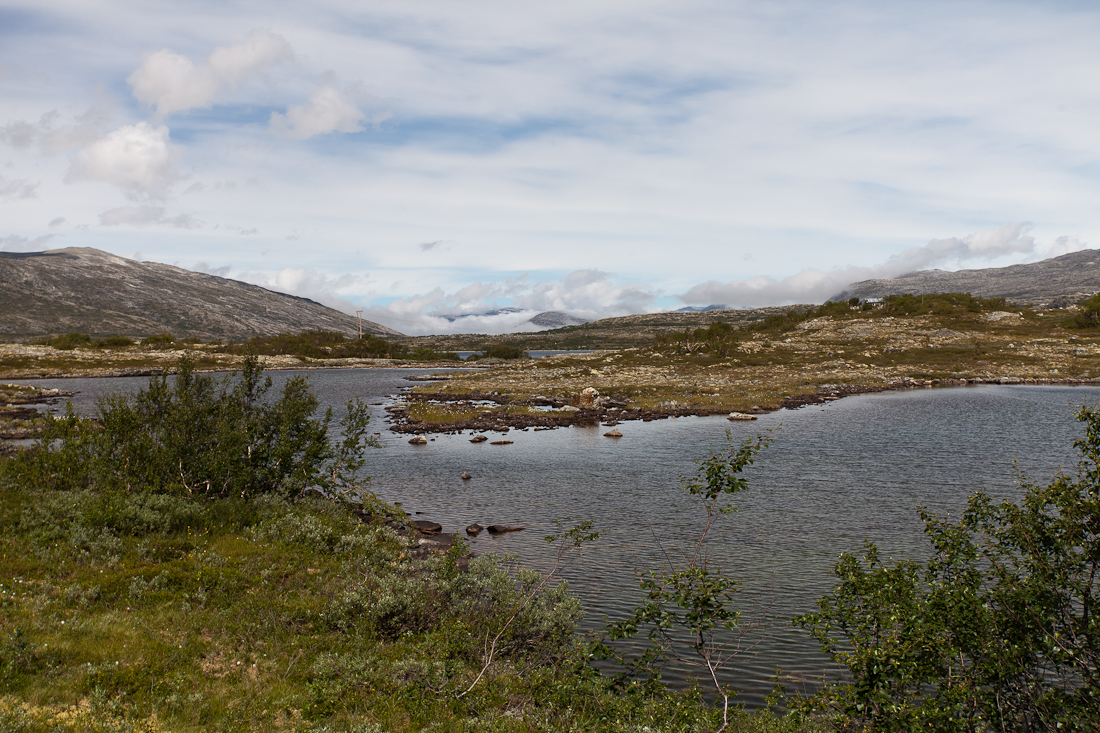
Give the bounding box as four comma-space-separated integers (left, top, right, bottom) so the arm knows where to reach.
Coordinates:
470, 434, 488, 443
603, 428, 623, 437
466, 523, 483, 535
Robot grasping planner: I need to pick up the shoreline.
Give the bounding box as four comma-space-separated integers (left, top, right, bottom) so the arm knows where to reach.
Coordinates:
384, 374, 1100, 436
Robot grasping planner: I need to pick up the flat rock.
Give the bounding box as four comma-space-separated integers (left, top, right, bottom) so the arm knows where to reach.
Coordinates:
487, 525, 525, 534
490, 440, 514, 445
412, 520, 443, 533
727, 412, 758, 421
603, 428, 623, 437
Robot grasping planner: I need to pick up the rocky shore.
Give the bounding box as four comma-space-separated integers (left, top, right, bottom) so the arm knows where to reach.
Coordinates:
383, 373, 1100, 436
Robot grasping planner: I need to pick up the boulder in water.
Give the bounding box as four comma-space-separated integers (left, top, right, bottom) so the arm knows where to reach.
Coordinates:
487, 525, 525, 534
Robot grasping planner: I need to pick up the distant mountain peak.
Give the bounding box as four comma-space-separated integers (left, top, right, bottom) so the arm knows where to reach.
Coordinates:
833, 249, 1100, 306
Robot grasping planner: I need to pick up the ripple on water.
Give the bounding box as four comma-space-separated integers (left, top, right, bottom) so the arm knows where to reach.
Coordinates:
13, 370, 1098, 707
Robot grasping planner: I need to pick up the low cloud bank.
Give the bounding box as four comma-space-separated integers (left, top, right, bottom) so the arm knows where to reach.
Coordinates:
356, 270, 658, 335
680, 224, 1088, 308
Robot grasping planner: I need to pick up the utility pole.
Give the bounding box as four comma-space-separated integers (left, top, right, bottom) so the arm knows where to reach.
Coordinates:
356, 310, 363, 339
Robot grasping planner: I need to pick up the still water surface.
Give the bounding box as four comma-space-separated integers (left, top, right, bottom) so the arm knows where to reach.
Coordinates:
14, 369, 1100, 705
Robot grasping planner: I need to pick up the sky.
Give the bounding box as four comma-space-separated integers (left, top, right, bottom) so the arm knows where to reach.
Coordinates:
1, 0, 1097, 335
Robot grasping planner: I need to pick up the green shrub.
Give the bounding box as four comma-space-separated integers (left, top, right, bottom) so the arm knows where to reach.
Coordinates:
1068, 293, 1100, 329
95, 335, 136, 348
2, 356, 380, 502
795, 404, 1100, 731
467, 344, 528, 361
38, 332, 93, 350
140, 332, 175, 346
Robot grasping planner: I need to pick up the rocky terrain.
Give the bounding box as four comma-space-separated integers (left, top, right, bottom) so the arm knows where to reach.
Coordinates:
834, 248, 1100, 306
386, 306, 1100, 435
0, 247, 401, 341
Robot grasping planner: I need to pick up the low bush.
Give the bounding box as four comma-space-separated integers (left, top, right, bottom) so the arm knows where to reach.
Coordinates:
220, 330, 460, 361
467, 344, 529, 361
2, 356, 380, 502
794, 404, 1100, 731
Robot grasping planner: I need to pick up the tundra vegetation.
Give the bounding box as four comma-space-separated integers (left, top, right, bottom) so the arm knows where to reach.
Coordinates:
408, 292, 1098, 423
0, 360, 810, 732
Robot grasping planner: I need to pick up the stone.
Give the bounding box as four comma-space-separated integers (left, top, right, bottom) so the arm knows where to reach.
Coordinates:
408, 436, 428, 444
487, 525, 525, 534
579, 386, 599, 407
466, 523, 483, 535
412, 520, 443, 533
603, 428, 623, 437
461, 471, 472, 480
470, 434, 488, 443
727, 412, 758, 421
490, 440, 514, 445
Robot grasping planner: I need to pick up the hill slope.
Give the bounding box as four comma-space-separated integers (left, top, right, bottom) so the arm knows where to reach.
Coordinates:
834, 249, 1100, 305
0, 247, 401, 340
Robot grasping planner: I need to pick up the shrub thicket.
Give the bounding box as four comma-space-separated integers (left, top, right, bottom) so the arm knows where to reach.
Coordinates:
795, 404, 1100, 731
220, 330, 459, 361
466, 344, 529, 361
2, 356, 380, 503
1068, 293, 1100, 329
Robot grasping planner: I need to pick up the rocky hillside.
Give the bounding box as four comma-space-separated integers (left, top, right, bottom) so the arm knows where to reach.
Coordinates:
0, 247, 401, 341
835, 249, 1100, 306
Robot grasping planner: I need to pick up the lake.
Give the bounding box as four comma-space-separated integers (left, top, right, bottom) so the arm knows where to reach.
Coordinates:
12, 368, 1100, 706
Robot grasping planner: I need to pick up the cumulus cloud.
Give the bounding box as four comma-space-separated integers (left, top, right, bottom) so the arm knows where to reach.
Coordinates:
66, 122, 181, 198
360, 269, 659, 335
0, 234, 56, 252
0, 175, 39, 200
98, 205, 198, 228
680, 223, 1086, 307
270, 84, 384, 139
128, 30, 292, 116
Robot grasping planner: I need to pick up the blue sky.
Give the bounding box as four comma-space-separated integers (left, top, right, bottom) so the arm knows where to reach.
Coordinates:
1, 0, 1097, 335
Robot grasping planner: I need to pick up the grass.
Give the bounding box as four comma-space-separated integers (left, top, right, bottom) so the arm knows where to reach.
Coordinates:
0, 480, 821, 732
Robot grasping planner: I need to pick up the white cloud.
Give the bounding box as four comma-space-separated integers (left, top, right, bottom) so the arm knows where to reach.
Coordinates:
0, 234, 57, 252
237, 266, 369, 314
0, 175, 39, 200
0, 120, 39, 149
192, 261, 231, 277
98, 205, 198, 228
679, 224, 1088, 307
128, 30, 292, 116
48, 217, 67, 228
66, 122, 181, 198
270, 84, 375, 139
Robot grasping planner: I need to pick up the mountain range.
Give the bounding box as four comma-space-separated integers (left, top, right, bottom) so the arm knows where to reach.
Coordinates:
0, 247, 400, 341
832, 249, 1100, 306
